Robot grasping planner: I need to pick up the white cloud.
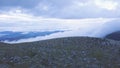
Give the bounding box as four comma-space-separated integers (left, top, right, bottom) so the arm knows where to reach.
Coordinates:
94, 0, 118, 10
0, 12, 113, 32
4, 18, 120, 44
0, 9, 120, 43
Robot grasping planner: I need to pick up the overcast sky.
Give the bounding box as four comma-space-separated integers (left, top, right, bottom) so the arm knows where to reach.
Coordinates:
0, 0, 120, 18
0, 0, 120, 32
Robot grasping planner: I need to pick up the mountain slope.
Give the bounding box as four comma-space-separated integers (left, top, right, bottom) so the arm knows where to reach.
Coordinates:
105, 31, 120, 41
0, 37, 120, 68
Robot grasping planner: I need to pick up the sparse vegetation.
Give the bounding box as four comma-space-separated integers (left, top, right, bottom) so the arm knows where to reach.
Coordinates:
0, 37, 120, 68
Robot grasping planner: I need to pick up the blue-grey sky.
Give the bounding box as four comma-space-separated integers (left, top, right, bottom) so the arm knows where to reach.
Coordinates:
0, 0, 120, 18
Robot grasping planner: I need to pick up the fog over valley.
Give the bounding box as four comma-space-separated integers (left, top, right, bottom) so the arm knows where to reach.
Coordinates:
0, 16, 119, 43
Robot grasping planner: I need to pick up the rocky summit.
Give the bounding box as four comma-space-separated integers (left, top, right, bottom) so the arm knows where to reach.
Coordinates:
0, 37, 120, 68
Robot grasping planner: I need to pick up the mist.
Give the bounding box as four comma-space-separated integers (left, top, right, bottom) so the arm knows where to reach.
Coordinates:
2, 18, 120, 43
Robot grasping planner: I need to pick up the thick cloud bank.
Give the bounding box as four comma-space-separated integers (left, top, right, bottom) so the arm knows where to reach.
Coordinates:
0, 17, 119, 43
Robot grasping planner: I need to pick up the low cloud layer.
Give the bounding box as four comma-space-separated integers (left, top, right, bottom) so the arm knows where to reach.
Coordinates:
0, 13, 119, 43
5, 18, 120, 43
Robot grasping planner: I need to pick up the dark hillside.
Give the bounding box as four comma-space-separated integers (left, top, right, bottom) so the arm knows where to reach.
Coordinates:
105, 31, 120, 41
0, 37, 120, 68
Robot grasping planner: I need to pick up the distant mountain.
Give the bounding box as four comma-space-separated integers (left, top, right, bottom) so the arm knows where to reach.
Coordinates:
0, 37, 120, 68
0, 31, 63, 41
105, 31, 120, 41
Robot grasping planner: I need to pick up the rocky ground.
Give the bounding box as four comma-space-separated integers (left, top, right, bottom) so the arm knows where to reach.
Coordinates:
0, 37, 120, 68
